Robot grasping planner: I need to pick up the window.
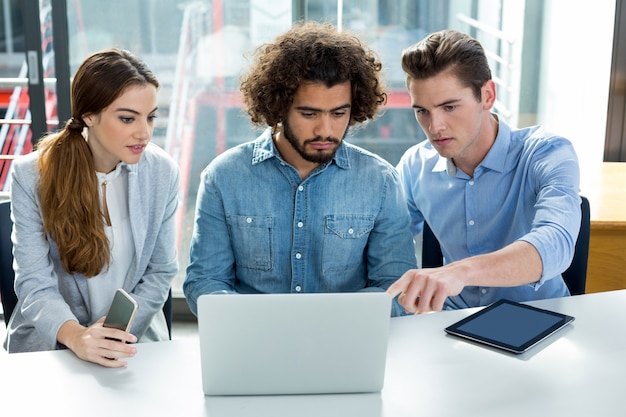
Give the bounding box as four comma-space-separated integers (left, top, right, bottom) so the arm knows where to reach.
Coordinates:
0, 0, 617, 298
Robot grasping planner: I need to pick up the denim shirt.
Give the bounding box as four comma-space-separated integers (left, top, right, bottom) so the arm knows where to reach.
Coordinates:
184, 129, 417, 316
397, 118, 581, 309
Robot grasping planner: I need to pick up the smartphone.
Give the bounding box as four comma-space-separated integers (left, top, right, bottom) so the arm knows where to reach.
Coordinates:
103, 288, 138, 335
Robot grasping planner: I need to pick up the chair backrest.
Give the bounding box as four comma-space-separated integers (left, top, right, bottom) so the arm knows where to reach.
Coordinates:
0, 199, 173, 338
421, 196, 590, 296
562, 196, 590, 295
163, 288, 173, 339
0, 199, 17, 326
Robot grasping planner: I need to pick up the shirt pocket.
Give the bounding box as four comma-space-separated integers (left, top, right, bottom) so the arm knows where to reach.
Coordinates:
323, 214, 375, 272
226, 215, 274, 271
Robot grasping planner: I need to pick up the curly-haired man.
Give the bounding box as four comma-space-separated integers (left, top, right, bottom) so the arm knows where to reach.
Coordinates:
184, 21, 416, 316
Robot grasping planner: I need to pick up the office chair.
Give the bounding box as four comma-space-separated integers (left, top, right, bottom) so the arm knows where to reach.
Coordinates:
0, 199, 173, 338
0, 199, 17, 327
163, 289, 173, 339
421, 195, 590, 296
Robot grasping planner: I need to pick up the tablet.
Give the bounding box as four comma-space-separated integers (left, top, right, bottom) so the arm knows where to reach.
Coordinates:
444, 299, 574, 354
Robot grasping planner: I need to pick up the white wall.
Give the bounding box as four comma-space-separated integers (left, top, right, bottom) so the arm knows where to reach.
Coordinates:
539, 0, 616, 198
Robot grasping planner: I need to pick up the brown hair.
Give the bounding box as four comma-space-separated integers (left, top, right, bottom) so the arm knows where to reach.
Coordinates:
36, 48, 159, 276
240, 21, 386, 128
401, 30, 492, 101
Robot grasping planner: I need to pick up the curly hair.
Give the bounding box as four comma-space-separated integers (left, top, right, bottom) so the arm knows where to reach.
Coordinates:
240, 21, 386, 128
36, 48, 159, 277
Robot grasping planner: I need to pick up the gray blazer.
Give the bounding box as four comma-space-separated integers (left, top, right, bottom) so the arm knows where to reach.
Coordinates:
4, 143, 180, 352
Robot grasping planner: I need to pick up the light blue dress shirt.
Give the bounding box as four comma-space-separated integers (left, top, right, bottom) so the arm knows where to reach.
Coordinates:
184, 129, 417, 316
397, 118, 581, 309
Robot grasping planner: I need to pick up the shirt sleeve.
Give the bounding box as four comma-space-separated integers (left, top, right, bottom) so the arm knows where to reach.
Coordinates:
184, 165, 238, 316
364, 167, 418, 316
518, 136, 581, 286
396, 146, 425, 236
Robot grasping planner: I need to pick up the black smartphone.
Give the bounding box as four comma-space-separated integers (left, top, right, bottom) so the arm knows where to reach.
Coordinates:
103, 289, 138, 336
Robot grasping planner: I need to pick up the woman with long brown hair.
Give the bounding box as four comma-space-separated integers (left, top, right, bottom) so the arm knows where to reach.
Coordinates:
4, 48, 179, 367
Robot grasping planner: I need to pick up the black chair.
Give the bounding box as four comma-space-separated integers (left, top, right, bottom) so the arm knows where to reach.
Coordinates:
163, 289, 173, 339
421, 196, 591, 296
0, 199, 17, 327
0, 199, 173, 338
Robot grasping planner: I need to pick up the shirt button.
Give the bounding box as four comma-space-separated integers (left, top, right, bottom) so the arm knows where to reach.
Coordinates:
295, 253, 302, 259
469, 220, 475, 226
297, 221, 304, 228
348, 228, 354, 235
469, 180, 474, 186
481, 288, 487, 295
295, 285, 302, 292
298, 186, 304, 192
246, 217, 253, 223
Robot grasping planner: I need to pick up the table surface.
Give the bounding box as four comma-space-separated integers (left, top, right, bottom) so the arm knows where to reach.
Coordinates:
2, 290, 625, 417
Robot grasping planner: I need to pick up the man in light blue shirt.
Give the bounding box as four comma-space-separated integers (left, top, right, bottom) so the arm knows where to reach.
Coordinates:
388, 30, 581, 312
184, 22, 417, 316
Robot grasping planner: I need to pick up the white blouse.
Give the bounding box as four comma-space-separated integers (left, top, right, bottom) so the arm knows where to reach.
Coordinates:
87, 163, 134, 322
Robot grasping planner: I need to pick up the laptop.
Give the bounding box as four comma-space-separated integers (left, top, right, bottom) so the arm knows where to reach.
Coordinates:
197, 292, 392, 396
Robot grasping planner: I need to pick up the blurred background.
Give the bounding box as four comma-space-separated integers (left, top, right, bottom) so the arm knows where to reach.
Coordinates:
0, 0, 622, 313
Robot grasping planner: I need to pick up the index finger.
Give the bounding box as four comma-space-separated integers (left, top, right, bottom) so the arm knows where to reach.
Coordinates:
386, 273, 412, 298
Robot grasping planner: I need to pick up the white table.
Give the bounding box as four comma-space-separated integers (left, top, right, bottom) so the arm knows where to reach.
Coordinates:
2, 290, 625, 417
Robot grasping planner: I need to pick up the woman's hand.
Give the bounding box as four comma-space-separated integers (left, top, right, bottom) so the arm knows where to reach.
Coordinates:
57, 317, 138, 367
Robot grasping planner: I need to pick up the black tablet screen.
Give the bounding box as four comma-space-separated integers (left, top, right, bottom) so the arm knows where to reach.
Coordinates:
445, 299, 574, 353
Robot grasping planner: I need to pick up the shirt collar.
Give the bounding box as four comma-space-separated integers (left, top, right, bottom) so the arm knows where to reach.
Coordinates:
479, 117, 510, 173
251, 129, 276, 165
96, 160, 128, 184
251, 128, 350, 170
431, 115, 511, 176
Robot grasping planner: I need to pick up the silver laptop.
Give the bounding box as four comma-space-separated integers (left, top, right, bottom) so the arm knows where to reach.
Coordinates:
197, 292, 392, 396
